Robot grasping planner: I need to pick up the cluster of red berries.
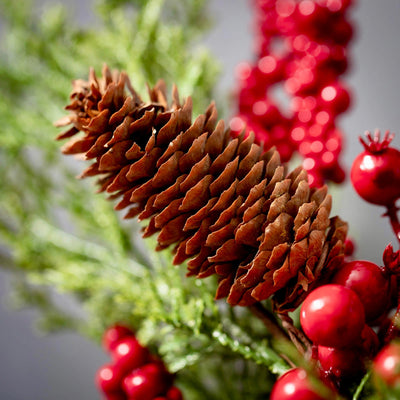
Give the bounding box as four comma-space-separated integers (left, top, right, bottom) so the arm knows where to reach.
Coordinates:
95, 325, 183, 400
270, 256, 399, 398
271, 341, 400, 400
230, 0, 355, 186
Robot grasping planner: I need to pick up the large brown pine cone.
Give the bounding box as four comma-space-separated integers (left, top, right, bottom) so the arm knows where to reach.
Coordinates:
55, 65, 348, 312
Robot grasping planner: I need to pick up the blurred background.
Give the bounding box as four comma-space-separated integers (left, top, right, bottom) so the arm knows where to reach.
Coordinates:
1, 0, 400, 398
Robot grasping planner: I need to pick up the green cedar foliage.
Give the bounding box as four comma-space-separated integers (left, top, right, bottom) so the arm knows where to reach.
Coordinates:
0, 0, 289, 398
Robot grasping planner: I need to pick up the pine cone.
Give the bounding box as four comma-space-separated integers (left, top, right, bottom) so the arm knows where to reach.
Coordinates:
55, 65, 348, 312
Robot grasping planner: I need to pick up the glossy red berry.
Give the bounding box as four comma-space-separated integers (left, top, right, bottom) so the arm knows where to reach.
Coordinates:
318, 82, 351, 115
373, 342, 400, 386
95, 363, 125, 394
351, 130, 400, 206
318, 345, 365, 379
122, 362, 171, 400
331, 260, 391, 323
300, 284, 365, 348
112, 336, 150, 374
270, 368, 330, 400
103, 325, 134, 352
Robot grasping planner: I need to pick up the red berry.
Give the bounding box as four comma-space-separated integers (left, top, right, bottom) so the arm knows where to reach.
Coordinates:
343, 238, 356, 257
300, 284, 365, 348
104, 391, 127, 400
351, 130, 400, 206
95, 363, 125, 394
103, 325, 134, 352
331, 260, 390, 323
329, 18, 354, 45
373, 342, 400, 386
122, 362, 171, 400
317, 345, 365, 379
318, 0, 354, 13
295, 1, 331, 39
270, 368, 330, 400
112, 337, 150, 374
166, 386, 183, 400
360, 325, 380, 357
318, 82, 351, 115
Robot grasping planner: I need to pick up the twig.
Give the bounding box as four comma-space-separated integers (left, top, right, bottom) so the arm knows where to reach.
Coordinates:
384, 289, 400, 345
385, 203, 400, 247
278, 313, 312, 358
248, 302, 290, 343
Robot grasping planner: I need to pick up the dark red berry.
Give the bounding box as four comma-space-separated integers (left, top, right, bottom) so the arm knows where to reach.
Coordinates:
103, 324, 134, 352
95, 363, 125, 394
270, 368, 330, 400
104, 391, 127, 400
317, 345, 365, 379
317, 324, 378, 380
112, 336, 150, 374
331, 260, 391, 323
166, 386, 183, 400
344, 238, 356, 257
360, 324, 379, 357
122, 362, 170, 400
300, 284, 365, 348
351, 130, 400, 206
373, 342, 400, 386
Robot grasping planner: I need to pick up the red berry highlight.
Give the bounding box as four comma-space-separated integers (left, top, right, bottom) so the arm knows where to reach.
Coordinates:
95, 363, 125, 393
112, 337, 150, 374
270, 368, 330, 400
122, 362, 170, 400
373, 342, 400, 387
300, 284, 365, 348
103, 324, 134, 352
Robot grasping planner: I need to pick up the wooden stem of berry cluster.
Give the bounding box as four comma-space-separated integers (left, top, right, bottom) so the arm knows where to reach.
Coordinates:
384, 289, 400, 345
386, 203, 400, 246
248, 303, 291, 343
278, 313, 312, 357
382, 203, 400, 343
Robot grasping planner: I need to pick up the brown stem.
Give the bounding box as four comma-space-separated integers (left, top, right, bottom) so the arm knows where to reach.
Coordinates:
249, 303, 313, 358
384, 284, 400, 344
278, 313, 312, 358
248, 302, 290, 342
386, 203, 400, 247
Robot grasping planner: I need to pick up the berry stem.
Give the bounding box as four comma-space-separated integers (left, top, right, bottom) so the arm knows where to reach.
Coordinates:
249, 303, 291, 343
278, 313, 312, 357
384, 289, 400, 345
385, 203, 400, 247
250, 303, 313, 357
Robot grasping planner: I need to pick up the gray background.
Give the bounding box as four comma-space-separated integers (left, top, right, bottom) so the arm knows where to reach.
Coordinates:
1, 1, 400, 399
